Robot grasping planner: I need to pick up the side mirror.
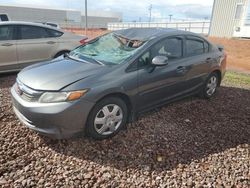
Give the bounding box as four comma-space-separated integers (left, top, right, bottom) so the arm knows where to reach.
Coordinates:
151, 56, 168, 66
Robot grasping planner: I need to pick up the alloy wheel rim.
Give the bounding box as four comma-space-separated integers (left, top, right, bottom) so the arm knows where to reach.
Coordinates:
94, 104, 123, 136
206, 76, 217, 96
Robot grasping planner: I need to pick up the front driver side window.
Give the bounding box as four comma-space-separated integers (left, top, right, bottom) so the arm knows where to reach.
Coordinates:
137, 37, 183, 69
138, 51, 150, 68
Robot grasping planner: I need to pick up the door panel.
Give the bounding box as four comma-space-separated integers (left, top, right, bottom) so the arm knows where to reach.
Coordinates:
0, 25, 17, 71
16, 39, 57, 66
137, 59, 188, 111
184, 37, 214, 90
183, 54, 213, 90
0, 40, 17, 66
16, 25, 58, 68
136, 36, 187, 111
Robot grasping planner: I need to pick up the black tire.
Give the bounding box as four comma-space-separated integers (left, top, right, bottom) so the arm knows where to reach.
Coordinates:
200, 72, 219, 99
54, 51, 69, 58
86, 97, 128, 140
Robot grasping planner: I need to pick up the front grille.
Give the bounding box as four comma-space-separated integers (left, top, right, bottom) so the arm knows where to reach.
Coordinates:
15, 80, 43, 102
21, 91, 40, 102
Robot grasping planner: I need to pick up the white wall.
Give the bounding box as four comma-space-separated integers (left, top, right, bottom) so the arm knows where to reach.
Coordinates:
209, 0, 249, 38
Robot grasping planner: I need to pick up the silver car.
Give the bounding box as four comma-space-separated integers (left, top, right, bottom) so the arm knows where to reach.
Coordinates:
0, 21, 87, 73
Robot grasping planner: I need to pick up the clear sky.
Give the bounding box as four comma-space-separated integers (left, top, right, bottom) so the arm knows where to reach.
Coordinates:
0, 0, 214, 21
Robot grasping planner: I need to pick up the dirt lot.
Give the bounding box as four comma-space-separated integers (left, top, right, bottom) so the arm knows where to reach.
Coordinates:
209, 37, 250, 73
0, 72, 249, 187
63, 28, 109, 40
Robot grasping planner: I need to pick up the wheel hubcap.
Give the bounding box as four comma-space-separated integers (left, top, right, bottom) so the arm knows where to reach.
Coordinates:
206, 76, 217, 96
94, 104, 123, 136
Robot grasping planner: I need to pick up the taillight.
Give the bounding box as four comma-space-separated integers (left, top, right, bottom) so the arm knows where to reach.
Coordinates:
80, 38, 87, 44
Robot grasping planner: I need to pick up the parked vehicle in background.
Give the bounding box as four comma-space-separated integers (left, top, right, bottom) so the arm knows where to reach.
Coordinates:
0, 21, 87, 73
0, 14, 9, 21
11, 28, 227, 140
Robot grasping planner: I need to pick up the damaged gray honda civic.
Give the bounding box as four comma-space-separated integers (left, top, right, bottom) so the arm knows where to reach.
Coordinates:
11, 28, 227, 140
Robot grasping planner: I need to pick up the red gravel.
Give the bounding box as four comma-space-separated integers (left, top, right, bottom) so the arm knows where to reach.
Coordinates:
0, 73, 249, 187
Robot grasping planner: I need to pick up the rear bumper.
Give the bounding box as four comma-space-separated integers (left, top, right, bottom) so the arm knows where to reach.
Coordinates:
11, 86, 95, 139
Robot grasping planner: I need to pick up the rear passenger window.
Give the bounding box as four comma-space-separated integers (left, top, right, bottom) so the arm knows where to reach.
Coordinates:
19, 25, 49, 39
186, 39, 204, 56
159, 38, 183, 59
0, 25, 14, 40
46, 29, 63, 38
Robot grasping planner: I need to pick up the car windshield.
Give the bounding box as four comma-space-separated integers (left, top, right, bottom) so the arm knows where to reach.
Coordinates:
69, 33, 145, 65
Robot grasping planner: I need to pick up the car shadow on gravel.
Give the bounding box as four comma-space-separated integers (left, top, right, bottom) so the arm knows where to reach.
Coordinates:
44, 86, 250, 173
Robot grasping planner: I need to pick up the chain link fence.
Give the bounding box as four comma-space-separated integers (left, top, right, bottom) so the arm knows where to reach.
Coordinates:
108, 21, 211, 35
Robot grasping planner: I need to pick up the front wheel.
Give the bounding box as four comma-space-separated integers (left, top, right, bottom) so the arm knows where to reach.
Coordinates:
86, 97, 128, 140
200, 72, 219, 99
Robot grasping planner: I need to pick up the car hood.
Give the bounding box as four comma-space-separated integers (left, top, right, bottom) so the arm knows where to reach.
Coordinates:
18, 57, 104, 91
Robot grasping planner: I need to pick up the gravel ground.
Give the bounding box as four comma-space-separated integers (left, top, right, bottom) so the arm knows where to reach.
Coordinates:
0, 73, 249, 188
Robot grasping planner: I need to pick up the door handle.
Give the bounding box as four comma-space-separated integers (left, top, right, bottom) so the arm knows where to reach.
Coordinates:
47, 41, 56, 44
1, 43, 13, 46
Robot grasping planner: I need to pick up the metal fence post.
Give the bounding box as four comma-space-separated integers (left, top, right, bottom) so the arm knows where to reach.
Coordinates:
202, 22, 205, 34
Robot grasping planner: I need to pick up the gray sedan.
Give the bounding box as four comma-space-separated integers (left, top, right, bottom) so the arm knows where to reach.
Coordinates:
11, 28, 227, 139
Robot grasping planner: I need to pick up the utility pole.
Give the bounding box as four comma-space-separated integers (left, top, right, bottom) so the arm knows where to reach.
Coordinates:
149, 4, 152, 23
85, 0, 88, 35
169, 14, 173, 22
168, 14, 173, 22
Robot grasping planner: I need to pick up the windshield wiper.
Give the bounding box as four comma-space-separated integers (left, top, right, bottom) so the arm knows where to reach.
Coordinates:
65, 52, 104, 65
92, 59, 105, 65
65, 53, 91, 64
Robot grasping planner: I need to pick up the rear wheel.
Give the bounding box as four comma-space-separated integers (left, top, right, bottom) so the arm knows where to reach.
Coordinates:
200, 72, 219, 99
86, 97, 128, 140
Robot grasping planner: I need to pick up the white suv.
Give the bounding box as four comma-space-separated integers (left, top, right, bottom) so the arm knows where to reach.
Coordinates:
0, 21, 87, 73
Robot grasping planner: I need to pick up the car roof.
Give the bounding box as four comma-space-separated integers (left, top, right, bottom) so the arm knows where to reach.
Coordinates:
113, 28, 200, 41
0, 21, 62, 31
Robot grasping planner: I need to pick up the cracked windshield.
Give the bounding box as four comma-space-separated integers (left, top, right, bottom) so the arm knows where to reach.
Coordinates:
70, 33, 145, 65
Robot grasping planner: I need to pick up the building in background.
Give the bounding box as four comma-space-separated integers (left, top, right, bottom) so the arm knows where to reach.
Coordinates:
209, 0, 250, 38
0, 4, 122, 29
